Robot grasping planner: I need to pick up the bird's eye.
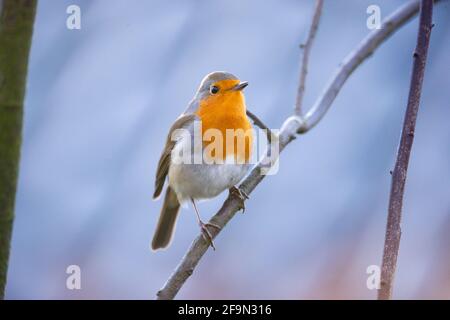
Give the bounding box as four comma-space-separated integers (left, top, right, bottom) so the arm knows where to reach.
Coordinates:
210, 85, 219, 94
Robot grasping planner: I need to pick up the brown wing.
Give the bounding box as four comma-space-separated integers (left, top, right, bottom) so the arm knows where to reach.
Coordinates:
153, 113, 197, 199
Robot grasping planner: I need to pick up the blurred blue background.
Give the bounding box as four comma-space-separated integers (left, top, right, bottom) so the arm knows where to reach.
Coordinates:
5, 0, 450, 299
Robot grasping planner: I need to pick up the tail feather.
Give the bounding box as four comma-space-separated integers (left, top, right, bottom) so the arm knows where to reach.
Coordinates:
151, 187, 180, 250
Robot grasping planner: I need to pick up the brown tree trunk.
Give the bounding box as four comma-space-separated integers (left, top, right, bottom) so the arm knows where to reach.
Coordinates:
0, 0, 37, 299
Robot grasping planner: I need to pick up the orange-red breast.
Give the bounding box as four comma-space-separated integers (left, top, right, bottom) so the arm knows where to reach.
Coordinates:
152, 71, 253, 250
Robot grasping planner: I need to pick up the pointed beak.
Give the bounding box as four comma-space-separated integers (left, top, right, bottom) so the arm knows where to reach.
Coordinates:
232, 81, 248, 91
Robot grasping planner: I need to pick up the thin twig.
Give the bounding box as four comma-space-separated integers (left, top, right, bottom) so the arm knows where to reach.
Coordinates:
295, 0, 323, 116
156, 0, 435, 300
246, 109, 273, 145
378, 0, 434, 300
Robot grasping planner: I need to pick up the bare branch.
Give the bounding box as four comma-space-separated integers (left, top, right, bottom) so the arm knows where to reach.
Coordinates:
294, 0, 323, 116
300, 0, 433, 133
156, 0, 436, 300
378, 0, 434, 300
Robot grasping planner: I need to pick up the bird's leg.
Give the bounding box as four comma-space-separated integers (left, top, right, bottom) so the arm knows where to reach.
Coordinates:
229, 186, 249, 213
191, 198, 221, 250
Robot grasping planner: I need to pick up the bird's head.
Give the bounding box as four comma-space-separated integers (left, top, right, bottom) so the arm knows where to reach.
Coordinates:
194, 71, 248, 101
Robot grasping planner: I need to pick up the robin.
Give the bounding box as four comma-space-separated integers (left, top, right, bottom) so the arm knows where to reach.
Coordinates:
151, 71, 253, 251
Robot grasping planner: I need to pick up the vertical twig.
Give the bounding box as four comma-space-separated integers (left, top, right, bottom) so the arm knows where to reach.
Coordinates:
295, 0, 323, 116
378, 0, 434, 300
0, 0, 37, 299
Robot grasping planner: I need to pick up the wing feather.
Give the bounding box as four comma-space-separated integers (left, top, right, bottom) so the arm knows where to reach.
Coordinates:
153, 113, 197, 199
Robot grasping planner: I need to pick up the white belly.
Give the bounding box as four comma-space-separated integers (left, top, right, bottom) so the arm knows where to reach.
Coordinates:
168, 136, 250, 203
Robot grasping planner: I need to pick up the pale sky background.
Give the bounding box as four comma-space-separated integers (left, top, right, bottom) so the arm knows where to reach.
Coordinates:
5, 0, 450, 299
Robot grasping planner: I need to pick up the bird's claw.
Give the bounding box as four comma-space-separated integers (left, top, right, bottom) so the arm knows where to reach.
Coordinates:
199, 221, 221, 250
229, 186, 249, 213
